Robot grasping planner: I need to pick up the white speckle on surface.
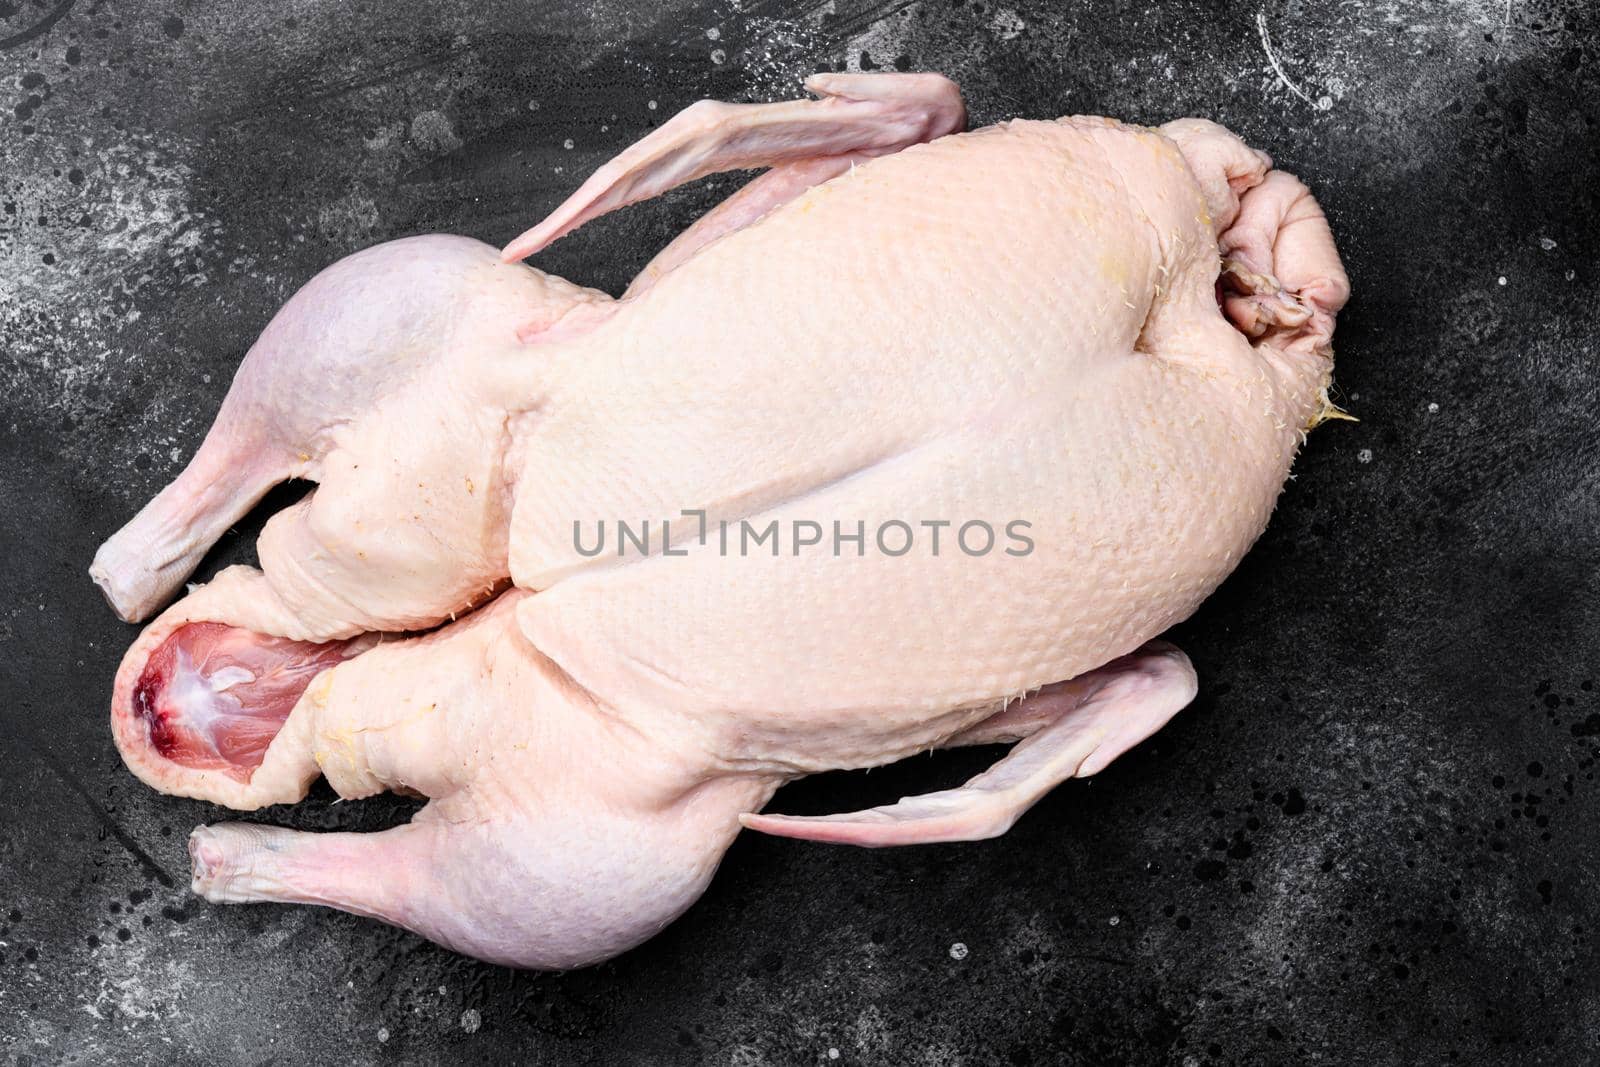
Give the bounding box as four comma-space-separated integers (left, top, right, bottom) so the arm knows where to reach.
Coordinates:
82, 926, 199, 1022
647, 99, 658, 110
706, 26, 721, 40
827, 1049, 840, 1061
842, 3, 916, 77
1566, 269, 1576, 281
563, 138, 575, 149
0, 129, 228, 483
991, 8, 1026, 40
1256, 9, 1315, 106
460, 1008, 481, 1033
1497, 276, 1507, 286
711, 48, 726, 64
377, 1026, 390, 1043
409, 109, 461, 154
948, 942, 969, 960
362, 122, 405, 151
1357, 448, 1373, 464
1539, 236, 1557, 251
1109, 915, 1121, 926
316, 191, 380, 243
1428, 401, 1440, 413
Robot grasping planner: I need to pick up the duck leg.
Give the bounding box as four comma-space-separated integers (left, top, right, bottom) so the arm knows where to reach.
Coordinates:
740, 643, 1197, 847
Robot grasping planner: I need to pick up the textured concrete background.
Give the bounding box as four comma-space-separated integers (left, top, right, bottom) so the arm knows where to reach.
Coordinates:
2, 0, 1597, 1062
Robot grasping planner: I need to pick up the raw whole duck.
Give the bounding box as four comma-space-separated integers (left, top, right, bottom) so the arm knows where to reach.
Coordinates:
90, 73, 1349, 968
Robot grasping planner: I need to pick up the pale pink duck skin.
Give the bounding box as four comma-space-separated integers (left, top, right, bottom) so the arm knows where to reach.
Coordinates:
94, 73, 1349, 969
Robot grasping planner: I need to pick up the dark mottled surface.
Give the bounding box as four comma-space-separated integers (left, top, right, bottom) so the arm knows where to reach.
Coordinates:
2, 0, 1598, 1062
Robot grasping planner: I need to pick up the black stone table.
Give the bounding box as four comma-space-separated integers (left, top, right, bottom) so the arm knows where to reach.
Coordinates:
2, 1, 1596, 1062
